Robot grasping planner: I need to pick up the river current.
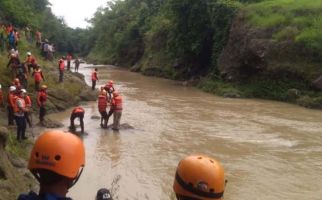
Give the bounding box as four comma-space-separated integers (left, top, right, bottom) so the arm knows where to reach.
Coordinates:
47, 64, 322, 200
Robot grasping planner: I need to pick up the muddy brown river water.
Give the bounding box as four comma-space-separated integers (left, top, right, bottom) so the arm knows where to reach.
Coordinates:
47, 64, 322, 200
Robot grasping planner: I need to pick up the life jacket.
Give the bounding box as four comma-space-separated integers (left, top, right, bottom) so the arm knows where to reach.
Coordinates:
37, 91, 47, 106
34, 69, 43, 82
72, 106, 84, 114
26, 56, 36, 64
91, 71, 98, 81
67, 55, 72, 61
25, 95, 32, 107
112, 96, 123, 111
7, 92, 16, 107
13, 97, 25, 113
98, 95, 107, 112
8, 31, 15, 43
59, 60, 65, 70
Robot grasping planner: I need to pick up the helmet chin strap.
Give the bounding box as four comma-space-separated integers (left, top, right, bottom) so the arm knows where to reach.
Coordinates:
175, 172, 224, 199
69, 167, 84, 189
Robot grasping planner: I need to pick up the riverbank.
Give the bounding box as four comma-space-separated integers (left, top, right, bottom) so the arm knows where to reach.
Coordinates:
0, 53, 97, 199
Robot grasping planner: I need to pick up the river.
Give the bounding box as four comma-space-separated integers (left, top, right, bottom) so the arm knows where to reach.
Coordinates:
47, 64, 322, 200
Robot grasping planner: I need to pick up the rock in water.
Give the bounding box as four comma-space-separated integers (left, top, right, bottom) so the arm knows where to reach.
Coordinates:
37, 119, 64, 128
91, 115, 101, 120
105, 123, 134, 130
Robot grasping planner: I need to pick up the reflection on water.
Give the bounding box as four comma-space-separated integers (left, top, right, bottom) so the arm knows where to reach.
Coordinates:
48, 64, 322, 200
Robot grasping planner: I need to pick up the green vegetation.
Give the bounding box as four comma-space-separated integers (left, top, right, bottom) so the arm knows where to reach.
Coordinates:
245, 0, 322, 52
5, 130, 32, 159
87, 0, 240, 79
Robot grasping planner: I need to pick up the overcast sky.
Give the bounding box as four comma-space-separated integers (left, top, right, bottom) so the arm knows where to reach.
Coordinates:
49, 0, 108, 28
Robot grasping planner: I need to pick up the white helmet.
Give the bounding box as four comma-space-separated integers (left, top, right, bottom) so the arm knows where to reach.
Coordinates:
27, 52, 31, 56
21, 89, 27, 93
9, 86, 16, 92
0, 84, 2, 89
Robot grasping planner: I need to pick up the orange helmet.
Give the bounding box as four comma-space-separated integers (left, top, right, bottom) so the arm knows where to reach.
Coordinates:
113, 90, 119, 97
173, 155, 225, 200
28, 130, 85, 179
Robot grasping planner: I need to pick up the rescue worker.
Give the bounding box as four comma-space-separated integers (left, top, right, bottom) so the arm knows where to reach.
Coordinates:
73, 57, 80, 72
7, 53, 21, 79
14, 89, 28, 141
16, 63, 28, 89
66, 53, 72, 71
25, 52, 37, 74
32, 65, 45, 91
7, 86, 16, 126
98, 90, 108, 128
69, 106, 85, 133
173, 155, 226, 200
18, 130, 85, 200
21, 89, 32, 128
91, 68, 99, 90
58, 57, 65, 83
37, 85, 48, 124
103, 80, 115, 102
13, 78, 21, 90
111, 91, 123, 130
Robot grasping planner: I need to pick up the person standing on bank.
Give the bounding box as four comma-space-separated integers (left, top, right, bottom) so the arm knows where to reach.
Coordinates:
91, 68, 99, 90
21, 89, 32, 128
58, 57, 65, 83
14, 89, 29, 141
73, 57, 80, 72
7, 86, 16, 126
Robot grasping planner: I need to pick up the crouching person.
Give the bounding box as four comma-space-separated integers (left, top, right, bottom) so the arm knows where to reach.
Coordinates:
69, 106, 85, 133
18, 130, 85, 200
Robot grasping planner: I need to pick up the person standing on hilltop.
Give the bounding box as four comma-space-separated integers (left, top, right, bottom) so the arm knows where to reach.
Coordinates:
91, 68, 99, 90
37, 85, 48, 125
66, 53, 72, 71
58, 57, 65, 83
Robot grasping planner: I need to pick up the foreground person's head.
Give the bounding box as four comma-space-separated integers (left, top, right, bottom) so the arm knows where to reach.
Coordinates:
173, 155, 225, 200
28, 130, 85, 197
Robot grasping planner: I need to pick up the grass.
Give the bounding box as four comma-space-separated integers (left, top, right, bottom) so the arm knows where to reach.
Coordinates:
5, 131, 32, 159
244, 0, 322, 51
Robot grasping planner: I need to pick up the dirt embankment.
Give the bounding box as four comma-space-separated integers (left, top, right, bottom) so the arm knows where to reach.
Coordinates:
0, 67, 97, 199
218, 12, 321, 85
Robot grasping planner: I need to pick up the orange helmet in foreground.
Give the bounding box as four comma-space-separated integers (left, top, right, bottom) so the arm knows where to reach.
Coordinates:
28, 130, 85, 179
173, 155, 225, 200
